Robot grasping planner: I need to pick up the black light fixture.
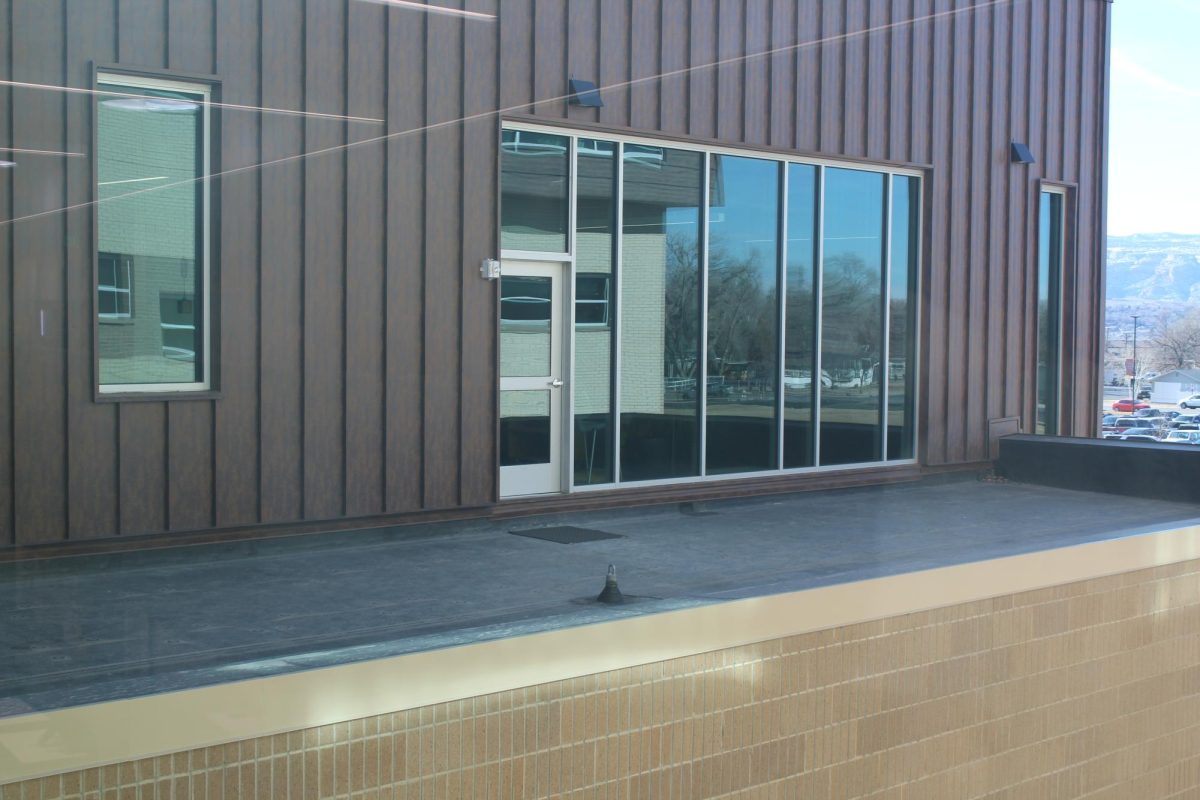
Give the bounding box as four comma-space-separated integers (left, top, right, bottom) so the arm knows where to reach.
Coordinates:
568, 78, 603, 108
1010, 141, 1036, 165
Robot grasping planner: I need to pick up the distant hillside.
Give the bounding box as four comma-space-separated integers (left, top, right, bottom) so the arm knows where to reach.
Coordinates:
1107, 233, 1200, 304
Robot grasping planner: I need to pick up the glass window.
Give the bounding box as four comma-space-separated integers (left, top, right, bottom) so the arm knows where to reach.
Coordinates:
1036, 190, 1064, 435
705, 155, 781, 475
500, 130, 569, 252
783, 164, 818, 469
499, 275, 552, 378
574, 139, 617, 486
620, 146, 703, 481
96, 75, 208, 391
819, 168, 885, 465
888, 175, 919, 459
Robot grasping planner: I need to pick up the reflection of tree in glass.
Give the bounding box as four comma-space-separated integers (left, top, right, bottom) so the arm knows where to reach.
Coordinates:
663, 232, 701, 382
822, 253, 881, 386
704, 236, 777, 397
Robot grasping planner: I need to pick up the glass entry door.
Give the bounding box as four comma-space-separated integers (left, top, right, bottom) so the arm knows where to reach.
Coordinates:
499, 261, 565, 497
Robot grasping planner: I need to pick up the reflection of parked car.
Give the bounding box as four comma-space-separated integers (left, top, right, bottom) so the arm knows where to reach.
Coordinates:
1180, 394, 1200, 410
1112, 398, 1150, 413
782, 370, 833, 390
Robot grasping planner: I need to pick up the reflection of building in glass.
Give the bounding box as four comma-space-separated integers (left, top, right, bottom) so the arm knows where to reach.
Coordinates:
96, 81, 203, 388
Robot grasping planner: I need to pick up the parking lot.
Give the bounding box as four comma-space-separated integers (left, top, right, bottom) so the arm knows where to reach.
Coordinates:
1100, 386, 1200, 443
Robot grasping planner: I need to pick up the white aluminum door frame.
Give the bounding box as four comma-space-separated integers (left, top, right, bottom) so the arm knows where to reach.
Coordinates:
499, 260, 568, 497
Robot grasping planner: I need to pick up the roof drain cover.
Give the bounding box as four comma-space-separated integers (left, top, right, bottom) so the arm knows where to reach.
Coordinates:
509, 525, 623, 544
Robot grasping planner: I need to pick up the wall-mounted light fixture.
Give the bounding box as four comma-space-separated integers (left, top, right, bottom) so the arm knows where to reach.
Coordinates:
480, 258, 501, 280
1010, 141, 1036, 165
568, 79, 603, 108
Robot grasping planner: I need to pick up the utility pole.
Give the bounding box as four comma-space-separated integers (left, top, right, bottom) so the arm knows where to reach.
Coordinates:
1131, 314, 1140, 402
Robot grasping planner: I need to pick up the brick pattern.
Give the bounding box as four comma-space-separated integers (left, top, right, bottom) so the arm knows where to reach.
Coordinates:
6, 559, 1200, 799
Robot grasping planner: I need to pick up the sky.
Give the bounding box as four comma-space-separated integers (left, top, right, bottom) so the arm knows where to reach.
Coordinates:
1107, 0, 1200, 236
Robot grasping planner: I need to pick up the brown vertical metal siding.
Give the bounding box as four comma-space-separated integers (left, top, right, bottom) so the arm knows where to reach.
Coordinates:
0, 0, 1110, 546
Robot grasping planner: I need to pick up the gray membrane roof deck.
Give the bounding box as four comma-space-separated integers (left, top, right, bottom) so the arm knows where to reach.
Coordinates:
2, 475, 1199, 717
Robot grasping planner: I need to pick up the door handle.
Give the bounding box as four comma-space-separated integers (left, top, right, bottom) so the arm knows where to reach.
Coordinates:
548, 379, 564, 388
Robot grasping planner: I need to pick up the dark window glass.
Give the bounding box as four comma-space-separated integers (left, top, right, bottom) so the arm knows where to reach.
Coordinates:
1036, 191, 1064, 435
783, 164, 818, 468
574, 139, 617, 486
96, 79, 205, 387
888, 175, 919, 460
499, 390, 552, 466
819, 168, 885, 465
620, 147, 703, 481
705, 155, 781, 475
500, 130, 569, 252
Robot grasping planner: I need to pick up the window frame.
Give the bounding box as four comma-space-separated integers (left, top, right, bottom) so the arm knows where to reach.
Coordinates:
97, 251, 133, 322
93, 68, 215, 399
1034, 184, 1068, 435
574, 272, 612, 328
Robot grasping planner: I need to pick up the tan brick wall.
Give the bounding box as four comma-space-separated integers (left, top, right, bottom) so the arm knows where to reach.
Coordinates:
6, 559, 1200, 799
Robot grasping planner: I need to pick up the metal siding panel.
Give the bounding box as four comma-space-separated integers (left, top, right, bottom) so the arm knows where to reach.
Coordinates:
167, 0, 214, 74
345, 0, 387, 517
258, 0, 304, 522
909, 0, 932, 165
843, 0, 868, 158
716, 0, 743, 143
598, 0, 630, 128
117, 0, 166, 65
1024, 0, 1045, 430
886, 0, 910, 163
965, 0, 990, 462
302, 0, 346, 520
422, 0, 463, 510
986, 0, 1009, 428
499, 0, 533, 112
565, 0, 600, 127
660, 0, 689, 136
794, 1, 820, 152
866, 0, 889, 161
461, 0, 499, 507
167, 402, 213, 530
944, 0, 971, 464
384, 6, 424, 513
743, 0, 769, 146
213, 0, 261, 527
12, 0, 68, 543
687, 0, 716, 140
630, 0, 660, 131
923, 0, 953, 465
768, 0, 795, 150
1004, 0, 1027, 422
819, 0, 843, 153
65, 1, 119, 540
533, 0, 567, 119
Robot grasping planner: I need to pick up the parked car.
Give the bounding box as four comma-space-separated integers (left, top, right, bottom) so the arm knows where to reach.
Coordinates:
1163, 430, 1200, 445
1136, 389, 1151, 400
1171, 414, 1200, 431
1117, 434, 1160, 442
1108, 417, 1156, 434
1133, 408, 1165, 419
1180, 394, 1200, 410
1112, 398, 1150, 413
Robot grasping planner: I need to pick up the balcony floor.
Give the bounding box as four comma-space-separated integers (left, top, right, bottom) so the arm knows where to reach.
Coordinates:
3, 473, 1198, 718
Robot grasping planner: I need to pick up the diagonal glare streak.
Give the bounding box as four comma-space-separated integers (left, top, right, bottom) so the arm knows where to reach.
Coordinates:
0, 0, 1013, 229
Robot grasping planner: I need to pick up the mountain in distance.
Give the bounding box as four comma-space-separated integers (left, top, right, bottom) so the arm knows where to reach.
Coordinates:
1107, 232, 1200, 305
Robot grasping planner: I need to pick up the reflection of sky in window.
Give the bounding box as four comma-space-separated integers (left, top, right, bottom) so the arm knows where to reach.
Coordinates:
889, 176, 912, 295
824, 168, 883, 271
710, 156, 778, 279
786, 164, 817, 285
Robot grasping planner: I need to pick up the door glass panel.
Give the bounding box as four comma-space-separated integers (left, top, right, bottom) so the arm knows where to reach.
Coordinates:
500, 390, 552, 466
500, 130, 569, 252
888, 175, 919, 459
705, 155, 780, 475
820, 168, 885, 466
500, 275, 552, 377
574, 139, 617, 486
620, 146, 703, 481
783, 164, 818, 469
